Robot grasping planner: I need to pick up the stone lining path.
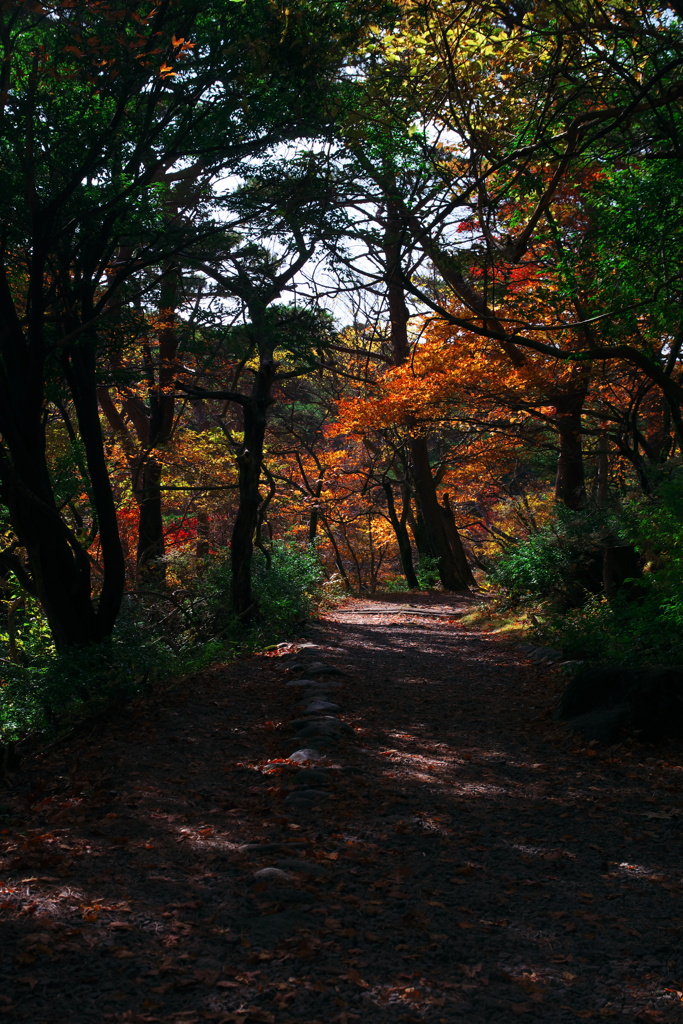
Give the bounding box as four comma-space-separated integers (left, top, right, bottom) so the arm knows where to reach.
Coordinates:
0, 593, 682, 1023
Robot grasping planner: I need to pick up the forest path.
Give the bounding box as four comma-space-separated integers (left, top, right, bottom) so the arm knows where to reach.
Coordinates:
1, 594, 682, 1023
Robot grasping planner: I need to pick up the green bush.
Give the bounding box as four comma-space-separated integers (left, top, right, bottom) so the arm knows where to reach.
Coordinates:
548, 480, 683, 665
491, 476, 683, 667
415, 554, 441, 590
196, 540, 325, 643
490, 506, 621, 609
0, 598, 173, 741
0, 540, 326, 742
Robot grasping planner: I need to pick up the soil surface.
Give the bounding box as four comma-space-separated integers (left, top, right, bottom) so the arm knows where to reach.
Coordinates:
1, 593, 682, 1023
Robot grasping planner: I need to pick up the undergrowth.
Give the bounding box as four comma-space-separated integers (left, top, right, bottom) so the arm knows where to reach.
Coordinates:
0, 540, 326, 742
491, 480, 683, 667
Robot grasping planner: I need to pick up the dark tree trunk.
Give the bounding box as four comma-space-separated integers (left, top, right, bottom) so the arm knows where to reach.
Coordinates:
410, 437, 474, 590
134, 261, 180, 579
135, 459, 164, 571
384, 204, 473, 590
196, 511, 210, 560
382, 479, 418, 588
321, 520, 352, 591
0, 340, 125, 648
441, 492, 475, 586
553, 390, 588, 510
230, 356, 276, 620
4, 468, 100, 647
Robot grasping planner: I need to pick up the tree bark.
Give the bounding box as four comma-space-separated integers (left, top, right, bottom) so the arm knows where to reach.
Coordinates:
230, 356, 276, 620
135, 458, 164, 569
0, 339, 125, 648
382, 479, 418, 588
383, 202, 474, 590
409, 437, 474, 590
553, 390, 588, 510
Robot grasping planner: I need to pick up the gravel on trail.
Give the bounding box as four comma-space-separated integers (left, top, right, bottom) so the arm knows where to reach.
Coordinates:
1, 592, 681, 1024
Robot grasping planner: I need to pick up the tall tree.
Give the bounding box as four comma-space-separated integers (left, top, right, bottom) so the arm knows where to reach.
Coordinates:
0, 0, 384, 644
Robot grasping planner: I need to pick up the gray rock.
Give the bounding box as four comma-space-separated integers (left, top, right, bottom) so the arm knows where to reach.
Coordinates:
285, 678, 322, 688
302, 699, 341, 713
565, 705, 631, 742
558, 663, 683, 739
288, 748, 323, 763
283, 796, 316, 812
253, 867, 293, 882
306, 662, 346, 676
296, 719, 354, 739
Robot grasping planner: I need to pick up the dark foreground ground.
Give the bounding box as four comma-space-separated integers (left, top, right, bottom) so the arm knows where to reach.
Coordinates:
1, 594, 681, 1023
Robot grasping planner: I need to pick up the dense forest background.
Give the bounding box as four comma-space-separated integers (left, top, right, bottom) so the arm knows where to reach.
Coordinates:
1, 0, 683, 741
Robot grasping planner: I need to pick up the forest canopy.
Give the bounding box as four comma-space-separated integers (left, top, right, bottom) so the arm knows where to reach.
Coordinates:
1, 0, 683, 737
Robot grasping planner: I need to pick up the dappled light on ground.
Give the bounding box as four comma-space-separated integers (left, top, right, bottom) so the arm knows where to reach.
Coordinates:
1, 594, 681, 1022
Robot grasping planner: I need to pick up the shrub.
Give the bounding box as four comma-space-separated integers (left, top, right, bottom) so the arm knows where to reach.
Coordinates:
490, 506, 621, 609
415, 554, 441, 590
0, 598, 173, 741
0, 540, 327, 742
196, 540, 325, 643
548, 480, 683, 665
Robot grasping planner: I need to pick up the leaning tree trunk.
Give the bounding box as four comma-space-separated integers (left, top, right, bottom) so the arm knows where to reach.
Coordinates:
230, 356, 276, 620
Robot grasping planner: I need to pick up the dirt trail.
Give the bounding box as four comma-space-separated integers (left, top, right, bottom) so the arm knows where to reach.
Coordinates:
1, 593, 682, 1023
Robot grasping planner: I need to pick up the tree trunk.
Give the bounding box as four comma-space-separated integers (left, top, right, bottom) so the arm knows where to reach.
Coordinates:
135, 458, 164, 572
196, 511, 210, 560
230, 356, 276, 620
410, 437, 474, 590
384, 203, 473, 590
4, 469, 101, 647
382, 479, 418, 588
441, 492, 475, 586
0, 344, 125, 648
321, 519, 352, 591
553, 390, 588, 510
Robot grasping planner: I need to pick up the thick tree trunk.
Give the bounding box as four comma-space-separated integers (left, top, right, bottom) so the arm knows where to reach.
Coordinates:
553, 390, 588, 510
0, 344, 125, 648
410, 437, 474, 590
230, 357, 276, 620
135, 458, 164, 571
441, 492, 475, 586
5, 471, 100, 647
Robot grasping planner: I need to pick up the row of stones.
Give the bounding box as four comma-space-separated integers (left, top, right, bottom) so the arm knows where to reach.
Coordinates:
249, 647, 353, 893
